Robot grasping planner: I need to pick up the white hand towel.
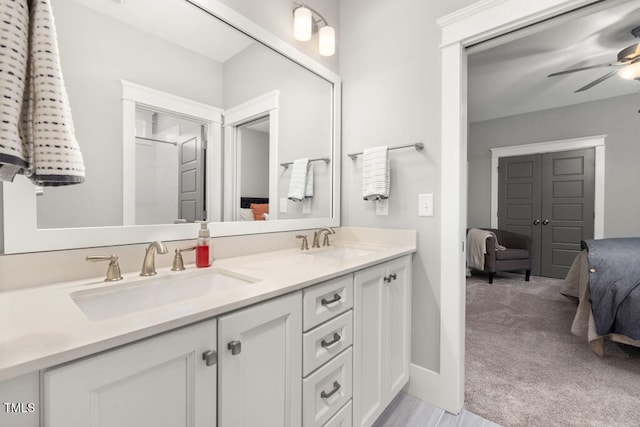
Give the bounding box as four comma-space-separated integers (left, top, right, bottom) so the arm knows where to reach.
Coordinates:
0, 0, 85, 185
288, 158, 309, 202
362, 146, 389, 200
304, 163, 314, 199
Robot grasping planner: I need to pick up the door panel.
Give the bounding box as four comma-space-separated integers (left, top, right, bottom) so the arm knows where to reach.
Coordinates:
541, 148, 595, 278
178, 133, 205, 222
498, 155, 542, 274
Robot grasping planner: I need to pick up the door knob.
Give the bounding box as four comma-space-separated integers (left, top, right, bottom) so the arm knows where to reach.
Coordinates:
542, 219, 549, 225
227, 340, 242, 355
533, 219, 540, 225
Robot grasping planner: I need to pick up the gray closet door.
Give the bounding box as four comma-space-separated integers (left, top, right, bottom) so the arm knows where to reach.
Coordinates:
498, 148, 595, 279
541, 148, 595, 278
498, 154, 543, 275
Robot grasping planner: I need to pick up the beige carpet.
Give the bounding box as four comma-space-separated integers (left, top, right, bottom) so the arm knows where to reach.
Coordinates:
465, 272, 640, 427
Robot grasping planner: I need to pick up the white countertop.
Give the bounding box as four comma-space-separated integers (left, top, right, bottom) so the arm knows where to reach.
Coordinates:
0, 230, 416, 382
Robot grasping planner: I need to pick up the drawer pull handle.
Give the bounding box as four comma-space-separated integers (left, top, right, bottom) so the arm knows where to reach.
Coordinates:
321, 333, 341, 348
320, 381, 341, 399
202, 350, 217, 367
228, 340, 242, 355
321, 293, 341, 306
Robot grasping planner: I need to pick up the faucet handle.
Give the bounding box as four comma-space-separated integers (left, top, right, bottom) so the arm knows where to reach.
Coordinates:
172, 246, 196, 271
296, 234, 309, 251
322, 232, 332, 247
86, 254, 123, 282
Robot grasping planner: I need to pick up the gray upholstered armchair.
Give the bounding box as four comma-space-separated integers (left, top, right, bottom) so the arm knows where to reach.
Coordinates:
474, 228, 532, 284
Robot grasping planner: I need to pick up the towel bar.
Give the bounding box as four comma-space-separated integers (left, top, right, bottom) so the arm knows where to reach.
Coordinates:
280, 157, 330, 169
347, 142, 424, 160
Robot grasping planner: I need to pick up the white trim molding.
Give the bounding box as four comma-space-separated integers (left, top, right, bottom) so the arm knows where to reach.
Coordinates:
489, 135, 606, 237
429, 0, 611, 416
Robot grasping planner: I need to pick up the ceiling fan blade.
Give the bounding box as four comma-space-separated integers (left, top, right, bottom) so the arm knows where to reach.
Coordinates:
547, 62, 622, 78
574, 70, 619, 93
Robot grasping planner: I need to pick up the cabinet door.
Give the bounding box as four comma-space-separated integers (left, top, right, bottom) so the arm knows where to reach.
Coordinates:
43, 319, 217, 427
353, 263, 386, 427
353, 255, 411, 427
385, 256, 411, 397
218, 292, 302, 427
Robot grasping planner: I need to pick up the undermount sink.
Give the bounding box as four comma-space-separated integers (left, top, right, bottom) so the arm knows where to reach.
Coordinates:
71, 269, 259, 321
309, 245, 377, 259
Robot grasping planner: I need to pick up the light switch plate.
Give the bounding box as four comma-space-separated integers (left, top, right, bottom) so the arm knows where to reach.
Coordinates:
418, 193, 434, 217
302, 199, 311, 214
376, 199, 389, 216
279, 198, 287, 214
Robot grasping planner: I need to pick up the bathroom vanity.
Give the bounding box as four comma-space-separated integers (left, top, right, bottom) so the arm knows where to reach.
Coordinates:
0, 228, 415, 427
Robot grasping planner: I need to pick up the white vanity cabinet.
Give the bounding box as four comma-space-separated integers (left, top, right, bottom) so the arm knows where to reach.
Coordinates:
352, 255, 412, 427
217, 291, 302, 427
302, 274, 354, 427
42, 318, 218, 427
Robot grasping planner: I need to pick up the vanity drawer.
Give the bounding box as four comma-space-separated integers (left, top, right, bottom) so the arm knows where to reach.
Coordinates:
303, 310, 353, 376
303, 348, 352, 427
324, 400, 352, 427
303, 275, 353, 331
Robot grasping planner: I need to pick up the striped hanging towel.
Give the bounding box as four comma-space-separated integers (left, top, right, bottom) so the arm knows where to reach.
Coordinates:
0, 0, 85, 185
362, 146, 389, 200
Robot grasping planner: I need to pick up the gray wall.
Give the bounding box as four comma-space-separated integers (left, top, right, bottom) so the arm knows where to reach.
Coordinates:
339, 0, 478, 372
468, 94, 640, 238
240, 129, 269, 198
37, 0, 224, 228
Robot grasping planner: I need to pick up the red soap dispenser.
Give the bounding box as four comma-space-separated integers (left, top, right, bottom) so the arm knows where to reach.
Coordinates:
196, 222, 211, 268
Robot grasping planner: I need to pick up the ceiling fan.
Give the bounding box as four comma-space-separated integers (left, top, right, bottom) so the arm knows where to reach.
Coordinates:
547, 25, 640, 92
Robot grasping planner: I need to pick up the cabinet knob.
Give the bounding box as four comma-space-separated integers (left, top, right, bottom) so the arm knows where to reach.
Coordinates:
533, 219, 540, 225
228, 340, 242, 355
320, 381, 341, 399
542, 219, 550, 225
202, 350, 217, 366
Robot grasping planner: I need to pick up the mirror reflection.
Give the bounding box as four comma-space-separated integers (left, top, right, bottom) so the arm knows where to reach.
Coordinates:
37, 0, 334, 230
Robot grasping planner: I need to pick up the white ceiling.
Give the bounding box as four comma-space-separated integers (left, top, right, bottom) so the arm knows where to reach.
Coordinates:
468, 0, 640, 123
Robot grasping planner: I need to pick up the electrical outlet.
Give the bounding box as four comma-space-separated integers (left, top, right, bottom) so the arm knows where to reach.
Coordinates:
418, 193, 434, 217
279, 198, 287, 214
376, 199, 389, 216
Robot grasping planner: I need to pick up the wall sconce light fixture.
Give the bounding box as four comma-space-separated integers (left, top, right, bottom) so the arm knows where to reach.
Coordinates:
293, 3, 335, 56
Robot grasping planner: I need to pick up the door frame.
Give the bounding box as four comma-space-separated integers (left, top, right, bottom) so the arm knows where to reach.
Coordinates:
490, 135, 605, 238
423, 0, 615, 415
222, 90, 279, 221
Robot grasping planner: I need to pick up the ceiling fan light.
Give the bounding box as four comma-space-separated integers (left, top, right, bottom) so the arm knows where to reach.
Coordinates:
294, 7, 312, 41
618, 62, 640, 81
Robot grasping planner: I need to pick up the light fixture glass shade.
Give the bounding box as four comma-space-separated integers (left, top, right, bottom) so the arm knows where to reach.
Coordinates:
294, 7, 312, 41
618, 62, 640, 80
318, 25, 335, 56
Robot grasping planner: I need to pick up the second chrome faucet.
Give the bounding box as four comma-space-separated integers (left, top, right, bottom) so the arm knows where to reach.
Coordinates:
140, 241, 168, 276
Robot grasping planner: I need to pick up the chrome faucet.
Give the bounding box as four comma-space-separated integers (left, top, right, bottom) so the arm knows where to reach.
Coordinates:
140, 241, 168, 276
312, 227, 336, 248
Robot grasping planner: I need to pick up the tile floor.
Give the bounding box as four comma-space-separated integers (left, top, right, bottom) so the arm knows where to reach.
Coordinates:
372, 392, 501, 427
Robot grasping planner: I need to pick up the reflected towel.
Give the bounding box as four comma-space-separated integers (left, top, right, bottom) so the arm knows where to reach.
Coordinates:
362, 146, 389, 200
304, 163, 314, 199
288, 158, 309, 202
0, 0, 85, 185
